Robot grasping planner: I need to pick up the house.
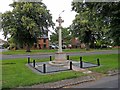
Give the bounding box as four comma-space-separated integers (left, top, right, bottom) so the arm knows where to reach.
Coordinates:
37, 35, 49, 49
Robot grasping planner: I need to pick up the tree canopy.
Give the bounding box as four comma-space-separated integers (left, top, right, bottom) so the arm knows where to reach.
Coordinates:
50, 27, 71, 45
1, 1, 54, 51
71, 1, 120, 50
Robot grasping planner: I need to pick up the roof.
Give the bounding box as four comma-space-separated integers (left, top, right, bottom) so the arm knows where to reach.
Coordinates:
38, 35, 48, 39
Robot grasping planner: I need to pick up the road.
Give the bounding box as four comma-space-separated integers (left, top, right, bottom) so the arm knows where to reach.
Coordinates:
66, 75, 119, 89
0, 49, 7, 52
1, 50, 119, 60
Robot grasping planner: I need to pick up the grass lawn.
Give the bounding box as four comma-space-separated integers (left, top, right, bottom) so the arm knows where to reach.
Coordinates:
1, 48, 117, 55
1, 49, 57, 55
70, 54, 119, 74
2, 54, 119, 89
2, 58, 85, 89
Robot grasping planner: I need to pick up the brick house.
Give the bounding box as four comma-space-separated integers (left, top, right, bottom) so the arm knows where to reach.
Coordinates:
37, 35, 49, 49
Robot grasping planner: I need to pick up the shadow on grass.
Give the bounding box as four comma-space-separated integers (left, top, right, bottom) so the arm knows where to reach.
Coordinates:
2, 63, 16, 65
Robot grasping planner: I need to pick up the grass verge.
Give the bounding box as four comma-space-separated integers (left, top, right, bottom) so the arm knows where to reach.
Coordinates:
1, 49, 57, 55
1, 48, 117, 55
70, 54, 119, 74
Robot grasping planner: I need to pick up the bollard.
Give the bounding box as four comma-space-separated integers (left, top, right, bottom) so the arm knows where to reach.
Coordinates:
50, 56, 52, 61
43, 64, 46, 73
97, 58, 100, 66
80, 57, 83, 68
28, 56, 30, 64
70, 61, 72, 70
33, 60, 35, 67
67, 55, 69, 60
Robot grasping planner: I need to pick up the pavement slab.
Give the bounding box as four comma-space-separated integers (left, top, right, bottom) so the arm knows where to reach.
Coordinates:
27, 61, 98, 74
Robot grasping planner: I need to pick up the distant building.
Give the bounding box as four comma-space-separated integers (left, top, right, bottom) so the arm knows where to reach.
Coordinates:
71, 37, 80, 48
32, 28, 49, 49
71, 37, 85, 49
37, 35, 49, 49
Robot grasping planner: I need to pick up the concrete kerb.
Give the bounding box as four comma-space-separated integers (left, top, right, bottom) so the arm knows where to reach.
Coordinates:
52, 76, 95, 88
22, 75, 95, 88
107, 70, 119, 76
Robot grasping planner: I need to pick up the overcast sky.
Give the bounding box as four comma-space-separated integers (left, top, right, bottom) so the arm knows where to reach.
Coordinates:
0, 0, 76, 40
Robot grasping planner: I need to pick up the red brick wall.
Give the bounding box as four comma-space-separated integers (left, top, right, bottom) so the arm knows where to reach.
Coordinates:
37, 38, 49, 49
46, 39, 49, 49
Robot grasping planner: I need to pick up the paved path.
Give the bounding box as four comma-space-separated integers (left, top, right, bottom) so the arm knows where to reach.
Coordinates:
1, 50, 118, 60
27, 61, 97, 74
67, 74, 119, 88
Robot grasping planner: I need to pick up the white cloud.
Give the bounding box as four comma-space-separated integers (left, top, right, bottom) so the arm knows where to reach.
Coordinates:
43, 0, 76, 27
0, 0, 13, 13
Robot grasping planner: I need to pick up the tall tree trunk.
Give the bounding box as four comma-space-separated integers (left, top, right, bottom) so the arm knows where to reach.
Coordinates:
86, 43, 90, 51
26, 44, 31, 52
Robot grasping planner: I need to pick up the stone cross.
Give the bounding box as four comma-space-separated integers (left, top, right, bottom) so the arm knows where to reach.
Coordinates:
56, 16, 64, 53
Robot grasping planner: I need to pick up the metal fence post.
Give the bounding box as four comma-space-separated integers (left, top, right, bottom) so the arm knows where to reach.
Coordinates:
97, 58, 100, 66
28, 56, 30, 64
80, 57, 83, 68
50, 56, 52, 61
33, 60, 35, 67
67, 55, 69, 60
70, 61, 72, 70
43, 64, 46, 73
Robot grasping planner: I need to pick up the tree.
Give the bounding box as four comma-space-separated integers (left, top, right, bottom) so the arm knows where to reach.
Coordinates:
71, 2, 120, 50
0, 12, 2, 30
50, 27, 59, 44
100, 2, 120, 46
71, 2, 105, 50
83, 2, 120, 46
50, 27, 72, 45
1, 1, 54, 52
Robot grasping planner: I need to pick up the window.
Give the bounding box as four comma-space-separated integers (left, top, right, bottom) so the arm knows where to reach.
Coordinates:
43, 39, 46, 43
44, 44, 46, 48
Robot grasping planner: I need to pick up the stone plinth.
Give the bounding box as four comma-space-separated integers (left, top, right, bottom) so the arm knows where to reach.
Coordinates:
49, 53, 69, 66
55, 53, 66, 61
